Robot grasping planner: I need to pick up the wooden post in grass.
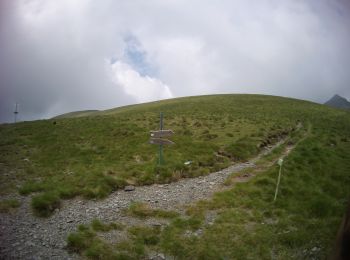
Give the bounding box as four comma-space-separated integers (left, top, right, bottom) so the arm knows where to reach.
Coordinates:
274, 158, 284, 202
149, 112, 175, 165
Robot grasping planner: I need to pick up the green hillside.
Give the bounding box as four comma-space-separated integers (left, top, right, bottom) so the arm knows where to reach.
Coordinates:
53, 109, 100, 119
1, 94, 350, 258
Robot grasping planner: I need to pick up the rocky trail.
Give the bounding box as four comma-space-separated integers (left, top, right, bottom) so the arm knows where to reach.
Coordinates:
0, 138, 295, 260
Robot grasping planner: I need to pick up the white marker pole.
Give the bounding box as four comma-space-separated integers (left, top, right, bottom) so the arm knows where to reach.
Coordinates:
274, 158, 284, 202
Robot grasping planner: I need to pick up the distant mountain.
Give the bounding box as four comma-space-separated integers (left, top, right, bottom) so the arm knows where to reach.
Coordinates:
324, 94, 350, 109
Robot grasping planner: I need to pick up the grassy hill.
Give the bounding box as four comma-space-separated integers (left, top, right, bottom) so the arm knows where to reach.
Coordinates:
53, 110, 100, 119
1, 94, 350, 258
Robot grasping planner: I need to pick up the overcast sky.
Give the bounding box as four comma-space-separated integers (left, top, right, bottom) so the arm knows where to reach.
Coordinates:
1, 0, 350, 123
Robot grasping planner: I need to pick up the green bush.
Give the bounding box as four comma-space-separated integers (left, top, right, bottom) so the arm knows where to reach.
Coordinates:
31, 192, 60, 217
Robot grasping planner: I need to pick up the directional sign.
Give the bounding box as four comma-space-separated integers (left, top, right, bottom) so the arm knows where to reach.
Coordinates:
149, 138, 174, 145
150, 130, 174, 138
150, 112, 175, 165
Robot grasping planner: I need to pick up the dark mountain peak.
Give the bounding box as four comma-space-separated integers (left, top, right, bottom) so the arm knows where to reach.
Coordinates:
325, 94, 350, 109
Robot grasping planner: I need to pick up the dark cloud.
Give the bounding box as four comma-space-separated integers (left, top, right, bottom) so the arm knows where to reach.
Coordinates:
0, 0, 136, 122
1, 0, 350, 123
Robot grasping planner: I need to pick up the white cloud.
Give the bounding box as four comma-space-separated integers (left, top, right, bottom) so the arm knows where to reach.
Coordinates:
109, 60, 173, 103
1, 0, 350, 122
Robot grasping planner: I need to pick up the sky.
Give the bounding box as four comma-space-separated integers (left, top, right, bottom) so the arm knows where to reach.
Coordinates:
1, 0, 350, 123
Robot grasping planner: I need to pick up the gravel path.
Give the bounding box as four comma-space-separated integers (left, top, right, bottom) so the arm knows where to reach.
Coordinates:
0, 140, 288, 260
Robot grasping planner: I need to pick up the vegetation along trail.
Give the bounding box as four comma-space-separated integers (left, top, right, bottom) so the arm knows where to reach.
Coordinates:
1, 95, 350, 259
0, 131, 293, 259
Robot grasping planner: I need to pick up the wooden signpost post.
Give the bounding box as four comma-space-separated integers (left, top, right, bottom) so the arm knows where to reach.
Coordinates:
149, 112, 174, 165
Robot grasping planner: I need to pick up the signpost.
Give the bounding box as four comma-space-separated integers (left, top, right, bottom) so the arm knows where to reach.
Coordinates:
150, 130, 174, 138
149, 112, 174, 165
149, 138, 175, 145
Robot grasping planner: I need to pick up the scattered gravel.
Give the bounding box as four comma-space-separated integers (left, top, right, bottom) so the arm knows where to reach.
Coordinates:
0, 140, 289, 259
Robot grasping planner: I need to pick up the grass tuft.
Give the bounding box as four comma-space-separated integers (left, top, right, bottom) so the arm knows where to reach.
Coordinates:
31, 192, 60, 217
0, 199, 20, 213
67, 219, 125, 259
127, 202, 179, 219
91, 218, 124, 232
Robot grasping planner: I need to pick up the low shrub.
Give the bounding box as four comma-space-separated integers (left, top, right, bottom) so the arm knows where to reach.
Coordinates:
31, 192, 60, 217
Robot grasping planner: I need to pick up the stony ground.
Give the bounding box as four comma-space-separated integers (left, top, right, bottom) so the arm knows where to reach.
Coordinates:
0, 139, 292, 260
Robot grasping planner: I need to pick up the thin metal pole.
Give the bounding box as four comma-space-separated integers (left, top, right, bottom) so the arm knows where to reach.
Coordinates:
159, 112, 163, 165
274, 164, 283, 202
14, 103, 18, 123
